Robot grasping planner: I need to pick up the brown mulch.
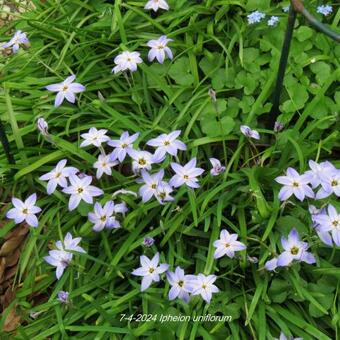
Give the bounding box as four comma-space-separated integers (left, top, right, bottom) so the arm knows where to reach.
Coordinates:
0, 199, 29, 332
0, 1, 34, 28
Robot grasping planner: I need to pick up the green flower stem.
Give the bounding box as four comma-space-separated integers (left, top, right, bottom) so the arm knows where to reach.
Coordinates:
268, 5, 297, 127
0, 118, 15, 164
269, 0, 340, 127
212, 98, 228, 166
292, 0, 340, 42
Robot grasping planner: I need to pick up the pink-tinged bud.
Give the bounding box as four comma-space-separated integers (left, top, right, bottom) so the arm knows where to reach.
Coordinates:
37, 117, 49, 136
208, 88, 217, 102
274, 121, 284, 132
143, 236, 154, 247
57, 291, 70, 304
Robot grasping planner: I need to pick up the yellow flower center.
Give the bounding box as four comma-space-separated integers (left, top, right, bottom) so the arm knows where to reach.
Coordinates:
149, 267, 155, 273
77, 188, 84, 194
331, 180, 338, 187
178, 280, 184, 287
22, 208, 28, 214
138, 158, 146, 166
292, 182, 299, 187
159, 192, 166, 199
290, 246, 299, 255
183, 175, 189, 180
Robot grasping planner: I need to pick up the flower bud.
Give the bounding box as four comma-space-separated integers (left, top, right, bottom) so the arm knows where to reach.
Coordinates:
274, 121, 284, 133
208, 88, 216, 102
37, 117, 49, 136
143, 236, 154, 247
57, 291, 70, 304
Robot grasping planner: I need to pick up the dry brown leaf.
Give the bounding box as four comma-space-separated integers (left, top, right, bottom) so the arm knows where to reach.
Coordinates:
4, 225, 29, 240
0, 203, 29, 334
1, 286, 15, 308
4, 267, 17, 281
1, 279, 10, 290
3, 306, 21, 332
4, 249, 20, 268
0, 257, 6, 281
0, 236, 26, 256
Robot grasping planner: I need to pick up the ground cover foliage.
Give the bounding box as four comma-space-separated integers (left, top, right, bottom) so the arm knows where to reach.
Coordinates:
0, 0, 339, 339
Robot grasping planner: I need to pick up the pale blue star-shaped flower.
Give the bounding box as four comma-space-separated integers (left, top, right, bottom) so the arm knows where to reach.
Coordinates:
108, 131, 140, 162
55, 232, 86, 253
169, 158, 204, 189
44, 249, 73, 280
112, 51, 143, 74
276, 229, 316, 267
213, 229, 246, 259
314, 204, 340, 246
2, 30, 29, 53
146, 130, 186, 158
303, 160, 335, 188
93, 154, 118, 179
147, 35, 173, 64
275, 167, 314, 201
190, 274, 219, 304
62, 175, 103, 211
88, 201, 120, 232
129, 149, 165, 174
6, 193, 41, 227
309, 205, 333, 246
131, 253, 169, 291
139, 169, 165, 203
316, 168, 340, 199
80, 127, 110, 148
155, 181, 174, 204
46, 75, 85, 107
166, 267, 195, 303
39, 159, 78, 195
144, 0, 169, 12
44, 233, 85, 280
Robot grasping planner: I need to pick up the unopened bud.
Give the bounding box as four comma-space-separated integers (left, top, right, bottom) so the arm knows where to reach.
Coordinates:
143, 236, 154, 247
37, 117, 49, 136
274, 121, 284, 132
57, 291, 70, 304
208, 88, 217, 102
